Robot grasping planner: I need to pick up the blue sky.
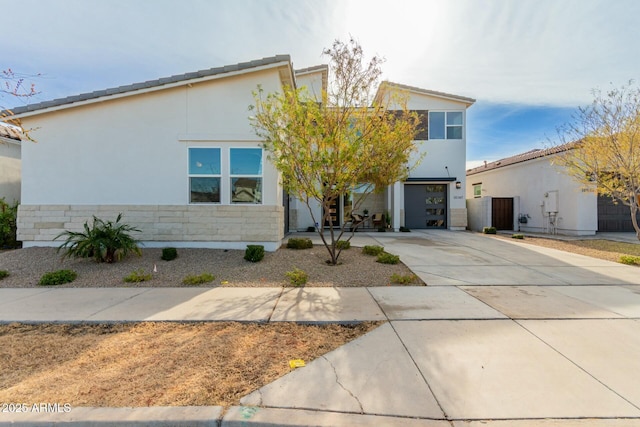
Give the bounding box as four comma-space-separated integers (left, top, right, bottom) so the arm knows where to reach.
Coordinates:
3, 0, 639, 167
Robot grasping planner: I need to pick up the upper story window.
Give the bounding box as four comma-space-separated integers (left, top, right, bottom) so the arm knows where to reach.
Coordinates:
230, 148, 263, 204
429, 111, 463, 140
189, 148, 221, 203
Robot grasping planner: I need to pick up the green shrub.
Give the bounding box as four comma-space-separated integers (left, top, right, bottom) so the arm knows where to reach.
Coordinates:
0, 270, 9, 280
55, 213, 141, 263
362, 245, 384, 256
390, 273, 418, 284
287, 238, 313, 249
619, 255, 640, 266
377, 227, 386, 232
399, 226, 411, 232
306, 226, 315, 232
285, 268, 308, 286
336, 240, 351, 250
483, 227, 497, 234
377, 252, 400, 265
39, 269, 77, 286
161, 247, 178, 261
0, 198, 18, 248
512, 234, 525, 239
123, 269, 152, 283
182, 272, 215, 285
244, 245, 265, 262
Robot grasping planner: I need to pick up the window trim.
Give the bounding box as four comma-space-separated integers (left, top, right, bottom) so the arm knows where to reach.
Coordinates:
188, 147, 222, 204
472, 182, 482, 198
229, 147, 264, 205
429, 111, 464, 140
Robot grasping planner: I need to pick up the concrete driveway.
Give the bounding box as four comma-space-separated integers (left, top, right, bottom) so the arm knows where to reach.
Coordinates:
238, 230, 640, 425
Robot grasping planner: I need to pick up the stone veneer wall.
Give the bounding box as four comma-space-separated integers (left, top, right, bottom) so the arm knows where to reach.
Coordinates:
450, 208, 468, 229
17, 205, 284, 251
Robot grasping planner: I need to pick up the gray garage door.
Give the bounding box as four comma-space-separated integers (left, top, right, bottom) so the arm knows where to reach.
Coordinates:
598, 195, 637, 232
405, 184, 447, 229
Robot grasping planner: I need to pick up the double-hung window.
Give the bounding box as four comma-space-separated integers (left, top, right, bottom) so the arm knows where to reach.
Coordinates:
429, 111, 463, 140
189, 148, 221, 203
230, 148, 263, 204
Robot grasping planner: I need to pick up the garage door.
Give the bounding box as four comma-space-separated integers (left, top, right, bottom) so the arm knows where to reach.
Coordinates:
598, 195, 637, 231
405, 184, 447, 229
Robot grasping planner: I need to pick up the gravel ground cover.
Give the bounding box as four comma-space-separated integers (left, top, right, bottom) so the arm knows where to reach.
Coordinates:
0, 245, 422, 288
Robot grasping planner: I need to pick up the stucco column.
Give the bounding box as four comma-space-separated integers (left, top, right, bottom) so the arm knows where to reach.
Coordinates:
393, 182, 402, 230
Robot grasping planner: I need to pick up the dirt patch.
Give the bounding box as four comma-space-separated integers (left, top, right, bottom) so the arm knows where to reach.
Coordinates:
0, 245, 423, 288
494, 235, 640, 264
0, 321, 381, 407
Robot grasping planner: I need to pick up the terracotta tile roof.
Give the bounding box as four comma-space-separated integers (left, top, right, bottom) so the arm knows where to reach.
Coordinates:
7, 55, 292, 116
466, 142, 576, 176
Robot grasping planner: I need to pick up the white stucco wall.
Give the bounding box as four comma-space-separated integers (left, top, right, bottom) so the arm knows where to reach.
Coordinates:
16, 66, 289, 248
19, 69, 283, 206
295, 70, 325, 102
466, 155, 597, 235
0, 139, 20, 203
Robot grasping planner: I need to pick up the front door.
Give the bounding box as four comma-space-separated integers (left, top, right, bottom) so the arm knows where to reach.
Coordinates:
405, 184, 448, 229
323, 198, 341, 228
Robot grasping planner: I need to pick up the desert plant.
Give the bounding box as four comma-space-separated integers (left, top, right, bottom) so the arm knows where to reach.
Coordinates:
0, 270, 8, 280
244, 245, 265, 262
362, 245, 384, 256
390, 273, 418, 284
39, 269, 77, 286
399, 226, 411, 232
161, 247, 178, 261
483, 227, 497, 234
123, 269, 152, 283
55, 213, 142, 263
512, 234, 525, 239
286, 237, 313, 249
335, 239, 351, 250
377, 252, 400, 264
182, 272, 215, 285
285, 267, 308, 286
0, 198, 18, 248
619, 255, 640, 266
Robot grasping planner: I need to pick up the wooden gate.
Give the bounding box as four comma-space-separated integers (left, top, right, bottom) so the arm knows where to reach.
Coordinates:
492, 198, 514, 230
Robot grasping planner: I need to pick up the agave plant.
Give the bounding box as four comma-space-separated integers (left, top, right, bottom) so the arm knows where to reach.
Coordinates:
55, 213, 142, 263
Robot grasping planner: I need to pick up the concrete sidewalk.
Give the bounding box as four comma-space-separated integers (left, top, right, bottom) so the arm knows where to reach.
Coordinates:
2, 230, 640, 426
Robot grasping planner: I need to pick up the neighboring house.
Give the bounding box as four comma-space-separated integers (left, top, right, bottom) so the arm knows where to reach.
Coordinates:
466, 145, 638, 235
8, 55, 474, 250
0, 121, 22, 204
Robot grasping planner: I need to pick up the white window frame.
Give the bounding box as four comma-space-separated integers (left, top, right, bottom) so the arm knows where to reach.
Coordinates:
473, 183, 482, 198
429, 111, 464, 140
188, 147, 221, 204
229, 147, 264, 205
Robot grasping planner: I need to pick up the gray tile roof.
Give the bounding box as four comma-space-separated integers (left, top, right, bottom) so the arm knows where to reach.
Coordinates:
294, 64, 328, 75
466, 142, 576, 176
379, 81, 476, 105
8, 55, 291, 116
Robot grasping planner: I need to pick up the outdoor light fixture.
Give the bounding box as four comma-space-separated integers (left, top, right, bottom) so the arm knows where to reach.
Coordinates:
455, 181, 462, 189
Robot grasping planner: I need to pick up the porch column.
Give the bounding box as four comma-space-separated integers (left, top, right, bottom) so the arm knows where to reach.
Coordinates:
393, 182, 402, 231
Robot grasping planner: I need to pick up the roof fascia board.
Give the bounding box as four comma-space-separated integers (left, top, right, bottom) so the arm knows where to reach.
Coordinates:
12, 60, 292, 119
0, 136, 21, 146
